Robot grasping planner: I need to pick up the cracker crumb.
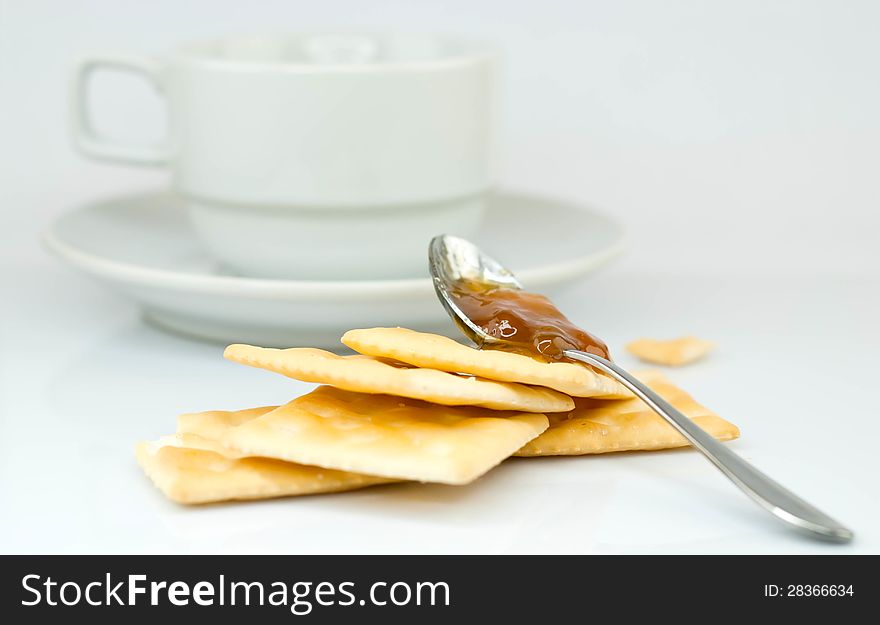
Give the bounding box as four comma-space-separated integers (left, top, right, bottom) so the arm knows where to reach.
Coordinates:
625, 336, 714, 366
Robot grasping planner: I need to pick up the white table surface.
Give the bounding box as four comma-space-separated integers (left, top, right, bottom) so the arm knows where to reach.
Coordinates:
2, 252, 878, 554
2, 0, 879, 554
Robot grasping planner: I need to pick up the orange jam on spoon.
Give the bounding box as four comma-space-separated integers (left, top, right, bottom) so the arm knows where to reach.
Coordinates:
451, 285, 610, 362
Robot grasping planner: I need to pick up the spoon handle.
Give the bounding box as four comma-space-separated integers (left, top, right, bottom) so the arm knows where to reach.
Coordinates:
563, 350, 853, 542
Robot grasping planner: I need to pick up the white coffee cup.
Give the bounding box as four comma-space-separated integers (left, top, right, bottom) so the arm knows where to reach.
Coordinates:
72, 33, 497, 279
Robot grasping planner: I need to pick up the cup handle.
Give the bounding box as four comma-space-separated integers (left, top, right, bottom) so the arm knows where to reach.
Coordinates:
70, 55, 168, 165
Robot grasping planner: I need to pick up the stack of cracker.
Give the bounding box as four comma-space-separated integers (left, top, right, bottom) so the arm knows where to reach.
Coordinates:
137, 327, 739, 504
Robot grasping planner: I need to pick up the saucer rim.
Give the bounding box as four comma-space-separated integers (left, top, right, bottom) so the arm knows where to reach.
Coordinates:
43, 188, 627, 301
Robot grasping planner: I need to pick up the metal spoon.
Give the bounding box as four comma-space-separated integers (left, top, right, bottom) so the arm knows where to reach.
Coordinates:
429, 234, 853, 542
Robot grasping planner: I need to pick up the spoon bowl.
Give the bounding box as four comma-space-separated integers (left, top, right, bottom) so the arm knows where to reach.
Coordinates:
429, 235, 522, 348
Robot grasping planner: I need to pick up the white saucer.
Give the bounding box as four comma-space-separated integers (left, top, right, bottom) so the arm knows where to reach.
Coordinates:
43, 189, 625, 347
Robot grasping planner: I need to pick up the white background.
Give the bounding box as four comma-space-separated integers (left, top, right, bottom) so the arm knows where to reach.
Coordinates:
1, 0, 878, 553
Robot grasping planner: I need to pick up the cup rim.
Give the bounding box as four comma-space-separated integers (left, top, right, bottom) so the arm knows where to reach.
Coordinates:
169, 31, 498, 73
